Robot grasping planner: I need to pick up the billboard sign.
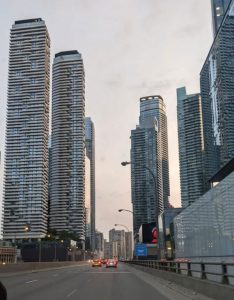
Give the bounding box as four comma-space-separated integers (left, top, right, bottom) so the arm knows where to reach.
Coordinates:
134, 244, 147, 257
139, 222, 158, 244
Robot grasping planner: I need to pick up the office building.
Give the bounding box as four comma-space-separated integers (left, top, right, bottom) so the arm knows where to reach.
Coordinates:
104, 240, 111, 259
177, 87, 205, 207
131, 95, 169, 236
85, 117, 95, 252
125, 232, 133, 260
95, 231, 104, 257
109, 229, 126, 259
200, 0, 234, 185
211, 0, 231, 36
50, 51, 85, 247
3, 18, 50, 240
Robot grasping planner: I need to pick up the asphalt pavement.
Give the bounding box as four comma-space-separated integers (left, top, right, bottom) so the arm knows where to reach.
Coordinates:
1, 262, 194, 300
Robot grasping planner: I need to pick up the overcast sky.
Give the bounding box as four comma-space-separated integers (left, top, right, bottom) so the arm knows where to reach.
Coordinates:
0, 0, 213, 238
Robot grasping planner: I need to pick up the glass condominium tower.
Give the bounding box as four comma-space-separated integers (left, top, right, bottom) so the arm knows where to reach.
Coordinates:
85, 117, 96, 252
3, 18, 50, 240
50, 51, 86, 247
177, 87, 205, 207
211, 0, 231, 36
200, 0, 234, 185
131, 95, 169, 236
139, 96, 170, 209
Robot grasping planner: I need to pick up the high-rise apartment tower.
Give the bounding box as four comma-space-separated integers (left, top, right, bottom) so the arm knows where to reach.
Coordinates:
131, 95, 169, 236
85, 117, 95, 252
50, 51, 85, 247
201, 0, 234, 185
177, 87, 205, 207
3, 18, 50, 240
211, 0, 231, 36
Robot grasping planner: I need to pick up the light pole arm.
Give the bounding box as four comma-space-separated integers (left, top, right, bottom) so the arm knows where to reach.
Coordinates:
114, 224, 130, 232
118, 209, 133, 214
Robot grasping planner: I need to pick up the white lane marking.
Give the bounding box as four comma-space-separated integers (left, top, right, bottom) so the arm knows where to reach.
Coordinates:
25, 279, 38, 284
88, 271, 131, 274
66, 289, 77, 298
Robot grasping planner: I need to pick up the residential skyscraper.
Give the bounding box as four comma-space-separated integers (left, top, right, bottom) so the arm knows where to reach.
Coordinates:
48, 136, 52, 227
85, 117, 95, 252
3, 18, 50, 240
211, 0, 231, 36
200, 0, 234, 184
50, 51, 85, 248
131, 95, 169, 236
140, 96, 170, 209
177, 87, 205, 207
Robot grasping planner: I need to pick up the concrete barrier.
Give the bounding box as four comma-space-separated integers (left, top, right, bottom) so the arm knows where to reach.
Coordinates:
0, 261, 88, 276
128, 263, 234, 300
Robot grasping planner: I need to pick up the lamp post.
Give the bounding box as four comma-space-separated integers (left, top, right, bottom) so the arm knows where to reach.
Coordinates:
114, 223, 130, 232
121, 160, 160, 259
121, 160, 159, 218
118, 209, 133, 214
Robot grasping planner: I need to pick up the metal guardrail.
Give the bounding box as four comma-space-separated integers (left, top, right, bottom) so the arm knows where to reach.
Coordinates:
125, 260, 234, 286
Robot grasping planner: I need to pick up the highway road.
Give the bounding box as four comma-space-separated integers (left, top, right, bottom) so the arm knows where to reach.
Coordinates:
1, 263, 195, 300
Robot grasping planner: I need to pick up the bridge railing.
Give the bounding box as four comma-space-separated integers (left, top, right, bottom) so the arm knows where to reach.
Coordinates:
125, 260, 234, 286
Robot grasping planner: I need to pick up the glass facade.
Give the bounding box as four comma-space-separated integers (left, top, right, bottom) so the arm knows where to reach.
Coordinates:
177, 87, 205, 207
174, 171, 234, 260
130, 95, 170, 238
85, 117, 96, 252
211, 0, 231, 36
200, 0, 234, 185
159, 208, 183, 259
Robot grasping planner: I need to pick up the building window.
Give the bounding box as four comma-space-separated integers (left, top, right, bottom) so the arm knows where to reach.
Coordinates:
15, 71, 22, 77
31, 61, 38, 69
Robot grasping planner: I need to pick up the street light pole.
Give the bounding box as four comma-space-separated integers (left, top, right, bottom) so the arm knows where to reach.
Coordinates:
114, 223, 130, 232
118, 209, 133, 214
121, 161, 159, 217
121, 160, 160, 259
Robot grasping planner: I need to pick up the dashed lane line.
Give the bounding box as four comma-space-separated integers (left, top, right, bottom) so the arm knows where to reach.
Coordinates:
25, 279, 38, 284
66, 289, 77, 298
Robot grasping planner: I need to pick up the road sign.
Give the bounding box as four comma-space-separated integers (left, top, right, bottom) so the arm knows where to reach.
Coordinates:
134, 244, 147, 257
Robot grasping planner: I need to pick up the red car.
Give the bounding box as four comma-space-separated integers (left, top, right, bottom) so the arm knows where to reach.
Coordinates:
101, 259, 107, 264
106, 259, 117, 268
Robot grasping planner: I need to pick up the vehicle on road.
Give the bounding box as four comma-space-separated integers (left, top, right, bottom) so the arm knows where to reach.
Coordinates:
92, 259, 102, 267
106, 259, 117, 268
101, 259, 107, 264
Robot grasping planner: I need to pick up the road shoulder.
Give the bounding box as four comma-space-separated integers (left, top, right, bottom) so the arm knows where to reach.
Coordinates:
124, 264, 213, 300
